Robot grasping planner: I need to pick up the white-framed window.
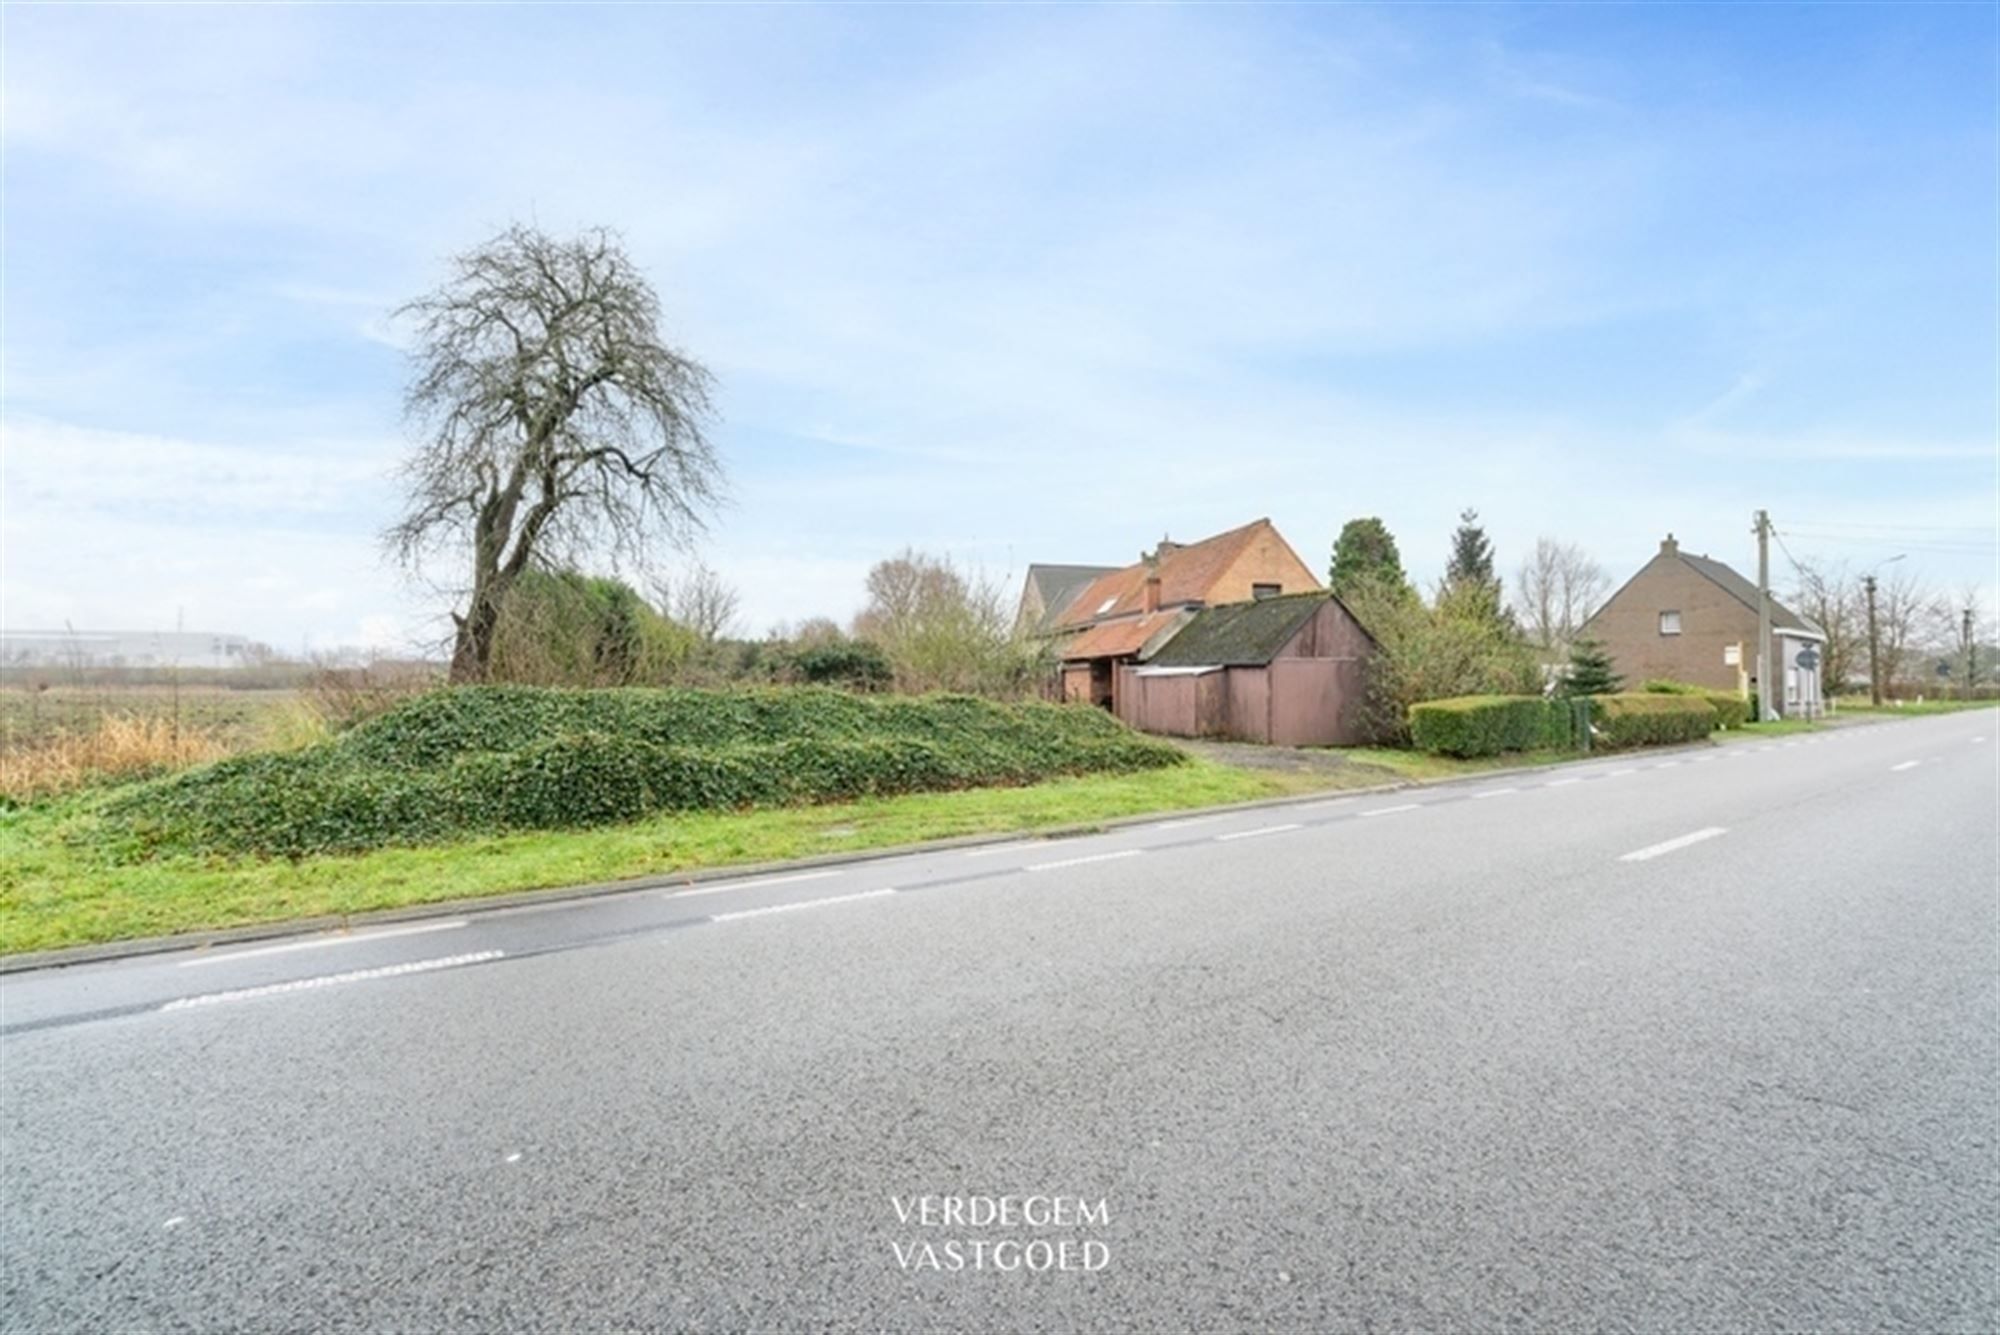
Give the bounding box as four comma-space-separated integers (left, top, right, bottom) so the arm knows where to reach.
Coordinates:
1659, 610, 1682, 636
1252, 583, 1281, 600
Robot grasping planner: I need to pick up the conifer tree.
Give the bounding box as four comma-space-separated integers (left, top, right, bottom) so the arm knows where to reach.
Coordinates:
1563, 636, 1623, 696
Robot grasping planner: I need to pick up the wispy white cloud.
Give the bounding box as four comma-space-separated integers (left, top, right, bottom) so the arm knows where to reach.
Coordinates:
2, 4, 1993, 646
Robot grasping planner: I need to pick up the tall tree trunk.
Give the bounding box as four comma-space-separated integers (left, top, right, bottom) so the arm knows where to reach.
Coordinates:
448, 585, 504, 683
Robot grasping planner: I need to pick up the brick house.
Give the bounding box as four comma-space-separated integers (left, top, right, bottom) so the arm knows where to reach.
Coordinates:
1582, 534, 1827, 716
1115, 592, 1381, 745
1023, 519, 1322, 711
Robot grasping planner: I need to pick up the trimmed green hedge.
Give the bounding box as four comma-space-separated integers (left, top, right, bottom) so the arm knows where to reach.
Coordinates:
1410, 690, 1725, 756
1590, 693, 1718, 748
100, 686, 1185, 859
1640, 680, 1750, 729
1408, 695, 1582, 758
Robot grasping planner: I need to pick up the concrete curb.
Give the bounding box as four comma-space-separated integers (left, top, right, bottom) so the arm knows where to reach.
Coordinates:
2, 715, 1905, 975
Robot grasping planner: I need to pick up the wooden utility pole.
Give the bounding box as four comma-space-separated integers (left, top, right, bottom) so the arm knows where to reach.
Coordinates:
1754, 510, 1776, 721
1864, 574, 1882, 706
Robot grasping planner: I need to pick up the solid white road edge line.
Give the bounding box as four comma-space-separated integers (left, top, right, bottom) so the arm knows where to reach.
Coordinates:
1618, 827, 1728, 863
1360, 804, 1422, 817
1216, 823, 1302, 841
1890, 760, 1920, 772
661, 869, 842, 900
711, 889, 897, 922
161, 950, 507, 1011
1023, 849, 1143, 872
177, 918, 470, 967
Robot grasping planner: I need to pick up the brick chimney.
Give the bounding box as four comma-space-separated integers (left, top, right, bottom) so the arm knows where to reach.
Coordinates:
1660, 533, 1679, 556
1142, 552, 1162, 613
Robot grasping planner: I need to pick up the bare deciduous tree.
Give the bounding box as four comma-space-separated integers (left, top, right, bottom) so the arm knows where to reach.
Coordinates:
1512, 538, 1609, 653
1869, 564, 1946, 692
386, 225, 723, 682
789, 617, 846, 649
1788, 557, 1862, 694
665, 563, 742, 644
853, 549, 1039, 695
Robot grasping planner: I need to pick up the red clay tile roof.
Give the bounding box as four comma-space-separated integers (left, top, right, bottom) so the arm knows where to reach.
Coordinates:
1049, 518, 1287, 631
1056, 611, 1191, 662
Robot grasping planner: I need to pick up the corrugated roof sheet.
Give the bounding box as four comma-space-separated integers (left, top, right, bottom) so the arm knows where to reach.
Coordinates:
1145, 593, 1326, 667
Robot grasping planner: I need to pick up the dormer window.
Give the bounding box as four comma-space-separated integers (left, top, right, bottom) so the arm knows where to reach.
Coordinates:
1659, 610, 1682, 636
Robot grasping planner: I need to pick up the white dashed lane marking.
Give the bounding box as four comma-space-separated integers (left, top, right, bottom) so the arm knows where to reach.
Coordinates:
1890, 760, 1920, 773
1216, 823, 1302, 842
1472, 788, 1518, 799
711, 889, 896, 922
961, 842, 1043, 858
161, 951, 506, 1011
662, 869, 841, 900
1618, 827, 1728, 863
1360, 804, 1423, 818
178, 918, 469, 967
1024, 849, 1142, 872
1546, 778, 1582, 788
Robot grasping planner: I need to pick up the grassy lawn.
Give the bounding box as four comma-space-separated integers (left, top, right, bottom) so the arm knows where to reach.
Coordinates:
0, 759, 1337, 956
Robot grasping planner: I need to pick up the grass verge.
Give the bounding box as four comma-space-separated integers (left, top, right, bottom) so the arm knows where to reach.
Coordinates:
1829, 699, 1996, 717
1718, 719, 1822, 739
0, 759, 1328, 956
1332, 746, 1581, 782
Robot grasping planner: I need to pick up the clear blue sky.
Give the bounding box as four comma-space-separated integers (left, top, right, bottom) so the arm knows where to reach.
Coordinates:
4, 3, 1995, 651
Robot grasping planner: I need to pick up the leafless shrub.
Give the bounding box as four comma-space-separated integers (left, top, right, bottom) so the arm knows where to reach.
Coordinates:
302, 658, 442, 731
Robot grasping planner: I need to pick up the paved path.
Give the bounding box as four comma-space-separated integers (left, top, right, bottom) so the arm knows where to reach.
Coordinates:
3, 711, 1994, 1331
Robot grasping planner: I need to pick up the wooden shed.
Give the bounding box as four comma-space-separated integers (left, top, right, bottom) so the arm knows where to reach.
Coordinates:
1113, 593, 1379, 746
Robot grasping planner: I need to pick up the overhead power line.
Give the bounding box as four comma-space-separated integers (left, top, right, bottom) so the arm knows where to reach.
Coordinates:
1779, 530, 1997, 555
1781, 520, 1997, 536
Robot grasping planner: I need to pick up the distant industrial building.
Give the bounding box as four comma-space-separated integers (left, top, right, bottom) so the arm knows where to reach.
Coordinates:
0, 629, 264, 671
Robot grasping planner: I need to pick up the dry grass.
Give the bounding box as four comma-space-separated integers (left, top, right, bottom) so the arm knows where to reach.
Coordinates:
0, 715, 235, 804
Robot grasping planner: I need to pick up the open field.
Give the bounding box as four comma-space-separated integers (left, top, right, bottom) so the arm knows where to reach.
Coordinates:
0, 684, 306, 751
0, 686, 320, 804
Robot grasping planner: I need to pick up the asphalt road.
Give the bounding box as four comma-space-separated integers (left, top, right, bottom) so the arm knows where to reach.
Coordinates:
3, 711, 1995, 1332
